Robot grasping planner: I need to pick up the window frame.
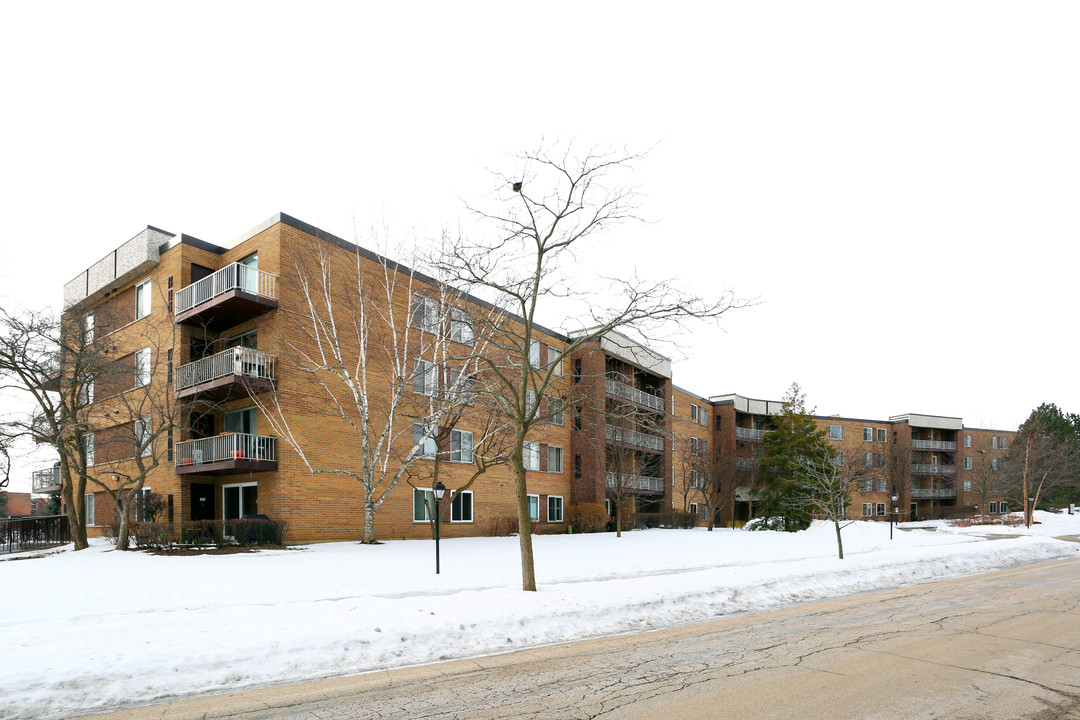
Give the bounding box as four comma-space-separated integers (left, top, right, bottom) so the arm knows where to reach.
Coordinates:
450, 308, 474, 345
547, 495, 563, 523
547, 445, 564, 474
829, 425, 844, 441
876, 503, 886, 517
450, 490, 473, 523
862, 502, 873, 517
412, 423, 438, 458
411, 294, 439, 333
135, 279, 152, 320
135, 347, 152, 387
449, 429, 473, 463
863, 427, 873, 442
413, 488, 435, 523
876, 428, 887, 443
523, 441, 540, 471
413, 359, 438, 396
528, 494, 540, 521
85, 493, 96, 526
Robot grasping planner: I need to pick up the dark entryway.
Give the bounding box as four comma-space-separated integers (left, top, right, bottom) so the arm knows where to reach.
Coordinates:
191, 483, 216, 521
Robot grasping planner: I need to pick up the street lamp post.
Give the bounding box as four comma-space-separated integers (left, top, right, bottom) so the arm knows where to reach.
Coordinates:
434, 482, 446, 574
732, 492, 741, 530
1027, 495, 1034, 529
890, 490, 899, 540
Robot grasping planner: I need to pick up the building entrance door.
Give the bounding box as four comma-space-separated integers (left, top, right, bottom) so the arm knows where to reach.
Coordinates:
190, 483, 216, 521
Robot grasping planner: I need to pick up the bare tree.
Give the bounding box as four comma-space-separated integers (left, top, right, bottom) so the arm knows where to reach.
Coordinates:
0, 307, 104, 550
597, 389, 665, 537
249, 237, 490, 544
1003, 406, 1078, 523
793, 453, 856, 559
437, 144, 744, 590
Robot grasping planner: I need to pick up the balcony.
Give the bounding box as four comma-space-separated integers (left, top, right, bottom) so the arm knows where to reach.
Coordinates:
736, 427, 767, 441
175, 348, 276, 403
736, 457, 759, 471
911, 487, 957, 500
605, 424, 665, 453
911, 463, 957, 475
175, 263, 278, 330
32, 466, 62, 493
605, 378, 664, 412
911, 440, 957, 451
605, 472, 665, 493
175, 433, 278, 475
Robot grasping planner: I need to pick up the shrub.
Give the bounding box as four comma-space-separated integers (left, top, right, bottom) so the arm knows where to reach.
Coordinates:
228, 518, 288, 546
182, 520, 225, 546
131, 522, 174, 549
486, 515, 518, 536
626, 512, 697, 530
567, 503, 609, 533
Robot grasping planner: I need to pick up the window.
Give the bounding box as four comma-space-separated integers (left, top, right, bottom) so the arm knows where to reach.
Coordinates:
991, 436, 998, 449
451, 490, 473, 523
829, 425, 843, 441
574, 454, 582, 479
862, 503, 873, 517
689, 502, 699, 516
990, 458, 998, 471
1000, 438, 1007, 450
525, 390, 536, 415
82, 314, 94, 345
528, 340, 541, 366
690, 437, 699, 456
548, 346, 562, 375
964, 457, 973, 470
413, 488, 435, 522
134, 417, 151, 457
690, 469, 701, 488
876, 453, 887, 467
875, 478, 886, 493
450, 429, 473, 463
859, 478, 873, 493
691, 404, 699, 422
1000, 502, 1008, 514
876, 503, 886, 517
85, 493, 96, 526
876, 428, 887, 443
833, 452, 845, 466
989, 501, 999, 514
528, 494, 540, 521
83, 434, 95, 466
411, 294, 439, 332
135, 279, 151, 320
700, 408, 708, 427
964, 434, 972, 448
964, 479, 972, 492
548, 397, 564, 425
863, 427, 873, 442
547, 495, 563, 522
80, 380, 94, 405
523, 441, 540, 471
450, 309, 474, 345
135, 487, 153, 522
413, 359, 437, 396
135, 347, 151, 387
547, 446, 564, 473
412, 424, 438, 458
863, 452, 873, 467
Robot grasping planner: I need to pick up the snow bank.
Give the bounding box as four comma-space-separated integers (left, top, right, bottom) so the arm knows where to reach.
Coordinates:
2, 519, 1077, 720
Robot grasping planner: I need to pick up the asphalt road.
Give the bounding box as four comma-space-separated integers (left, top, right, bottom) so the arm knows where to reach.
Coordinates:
82, 558, 1080, 720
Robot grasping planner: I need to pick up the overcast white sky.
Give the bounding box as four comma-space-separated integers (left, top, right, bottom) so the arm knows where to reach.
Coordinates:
2, 2, 1078, 487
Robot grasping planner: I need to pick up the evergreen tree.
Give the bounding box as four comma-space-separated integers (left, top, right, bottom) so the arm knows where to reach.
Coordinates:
755, 382, 835, 531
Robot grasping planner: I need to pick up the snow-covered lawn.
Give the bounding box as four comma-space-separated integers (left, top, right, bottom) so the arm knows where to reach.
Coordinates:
3, 512, 1079, 720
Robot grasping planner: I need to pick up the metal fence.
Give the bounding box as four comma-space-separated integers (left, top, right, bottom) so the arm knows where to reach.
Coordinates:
175, 262, 277, 314
175, 347, 276, 391
0, 515, 71, 554
175, 433, 276, 467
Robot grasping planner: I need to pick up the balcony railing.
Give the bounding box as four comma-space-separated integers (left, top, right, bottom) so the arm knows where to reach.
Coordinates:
911, 440, 957, 451
605, 424, 665, 452
32, 466, 62, 492
911, 487, 957, 499
605, 472, 665, 493
605, 378, 664, 412
176, 263, 277, 315
175, 433, 277, 475
736, 457, 759, 470
736, 427, 767, 441
911, 463, 957, 475
175, 348, 276, 398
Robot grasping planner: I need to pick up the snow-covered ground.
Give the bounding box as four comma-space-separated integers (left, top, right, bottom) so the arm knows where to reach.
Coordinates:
3, 511, 1078, 720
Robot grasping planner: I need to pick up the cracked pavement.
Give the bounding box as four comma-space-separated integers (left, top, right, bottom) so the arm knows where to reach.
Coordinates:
82, 558, 1080, 720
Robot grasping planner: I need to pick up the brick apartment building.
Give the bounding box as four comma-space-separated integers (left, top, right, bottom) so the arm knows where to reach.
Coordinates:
33, 214, 1016, 541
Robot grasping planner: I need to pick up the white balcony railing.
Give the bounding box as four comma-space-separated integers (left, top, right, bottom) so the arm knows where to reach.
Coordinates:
911, 463, 957, 475
175, 263, 278, 315
175, 348, 276, 393
605, 424, 665, 452
32, 466, 61, 491
605, 378, 664, 412
605, 472, 665, 492
175, 433, 276, 468
910, 487, 957, 499
736, 457, 759, 470
911, 440, 957, 451
736, 427, 767, 440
